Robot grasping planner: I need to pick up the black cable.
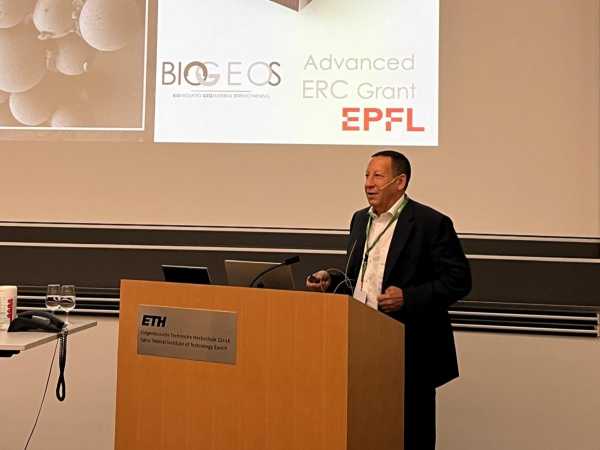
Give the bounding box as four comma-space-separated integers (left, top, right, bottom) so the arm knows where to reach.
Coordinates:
23, 337, 59, 450
56, 330, 68, 401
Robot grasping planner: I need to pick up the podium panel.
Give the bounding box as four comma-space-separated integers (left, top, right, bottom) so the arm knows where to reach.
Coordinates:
115, 280, 404, 450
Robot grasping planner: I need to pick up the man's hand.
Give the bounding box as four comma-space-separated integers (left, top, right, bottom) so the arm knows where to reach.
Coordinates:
306, 270, 331, 292
377, 286, 404, 313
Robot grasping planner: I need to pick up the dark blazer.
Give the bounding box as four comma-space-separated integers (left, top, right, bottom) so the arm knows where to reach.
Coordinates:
332, 198, 471, 388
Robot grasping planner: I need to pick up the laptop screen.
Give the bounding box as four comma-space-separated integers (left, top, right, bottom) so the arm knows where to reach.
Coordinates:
161, 265, 211, 285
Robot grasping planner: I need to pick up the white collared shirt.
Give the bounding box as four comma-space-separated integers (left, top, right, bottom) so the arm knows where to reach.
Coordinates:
353, 195, 406, 309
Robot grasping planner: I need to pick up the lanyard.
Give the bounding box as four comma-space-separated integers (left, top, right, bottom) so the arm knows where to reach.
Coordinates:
360, 196, 408, 288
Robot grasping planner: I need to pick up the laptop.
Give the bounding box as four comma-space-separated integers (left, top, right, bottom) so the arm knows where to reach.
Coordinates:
224, 259, 295, 289
161, 265, 211, 285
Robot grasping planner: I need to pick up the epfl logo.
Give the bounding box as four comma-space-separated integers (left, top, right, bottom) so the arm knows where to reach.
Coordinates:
141, 315, 167, 327
161, 60, 282, 87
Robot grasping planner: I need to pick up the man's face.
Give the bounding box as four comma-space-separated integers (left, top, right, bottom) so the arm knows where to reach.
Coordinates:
364, 156, 405, 214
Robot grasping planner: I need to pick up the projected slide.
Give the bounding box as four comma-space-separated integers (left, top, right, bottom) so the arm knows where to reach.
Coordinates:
0, 0, 147, 133
154, 0, 439, 146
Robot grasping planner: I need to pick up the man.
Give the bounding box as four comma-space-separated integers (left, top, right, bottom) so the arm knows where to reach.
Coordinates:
306, 150, 471, 450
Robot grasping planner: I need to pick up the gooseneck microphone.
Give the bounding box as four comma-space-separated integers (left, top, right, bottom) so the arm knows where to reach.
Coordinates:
249, 256, 300, 288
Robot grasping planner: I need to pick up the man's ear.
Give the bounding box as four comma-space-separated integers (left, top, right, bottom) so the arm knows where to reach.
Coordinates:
396, 173, 407, 191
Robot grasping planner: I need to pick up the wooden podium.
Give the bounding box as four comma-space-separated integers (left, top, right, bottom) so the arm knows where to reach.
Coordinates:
115, 280, 405, 450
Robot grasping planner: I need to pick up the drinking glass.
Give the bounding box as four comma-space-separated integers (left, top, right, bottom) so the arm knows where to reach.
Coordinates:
59, 285, 76, 326
45, 284, 61, 313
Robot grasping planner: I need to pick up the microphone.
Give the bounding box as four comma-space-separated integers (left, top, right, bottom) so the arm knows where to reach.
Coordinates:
249, 256, 300, 288
377, 175, 399, 191
365, 176, 400, 199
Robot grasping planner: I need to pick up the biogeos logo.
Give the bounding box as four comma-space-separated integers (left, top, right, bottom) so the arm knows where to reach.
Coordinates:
161, 61, 282, 87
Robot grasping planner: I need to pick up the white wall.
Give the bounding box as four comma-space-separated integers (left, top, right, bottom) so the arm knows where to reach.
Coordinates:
439, 332, 600, 450
0, 317, 117, 450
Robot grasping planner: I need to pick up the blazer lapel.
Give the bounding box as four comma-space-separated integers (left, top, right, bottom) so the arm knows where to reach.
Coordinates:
383, 199, 415, 286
